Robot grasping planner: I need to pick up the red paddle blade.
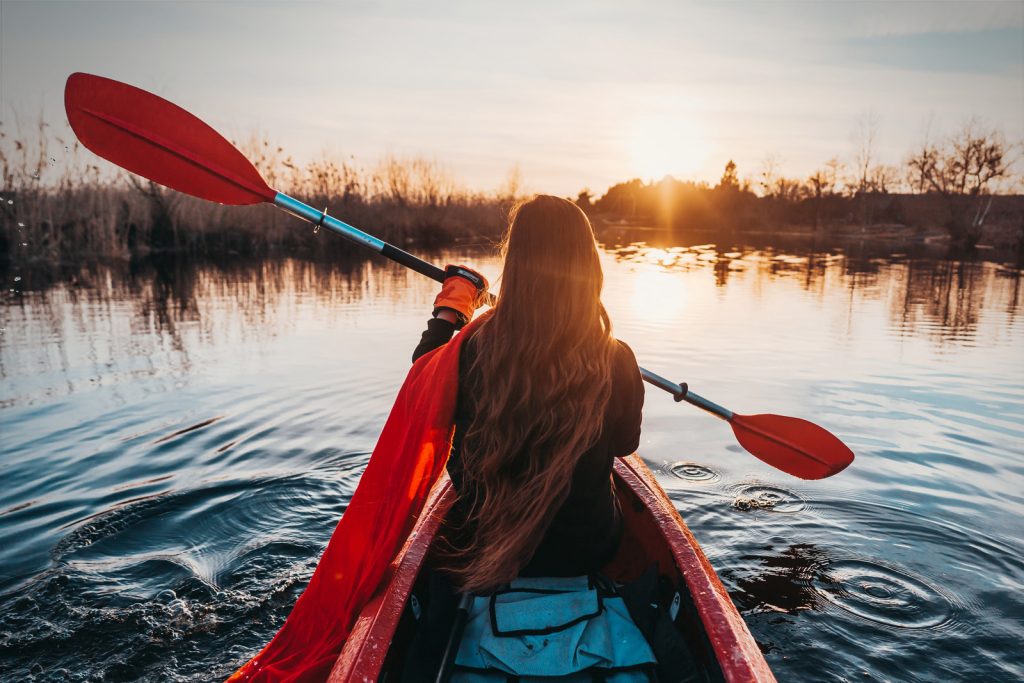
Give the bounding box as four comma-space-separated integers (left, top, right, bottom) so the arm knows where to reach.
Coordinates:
64, 72, 275, 205
729, 413, 854, 480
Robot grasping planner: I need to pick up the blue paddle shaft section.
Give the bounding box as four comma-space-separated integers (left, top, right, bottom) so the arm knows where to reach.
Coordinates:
273, 192, 386, 252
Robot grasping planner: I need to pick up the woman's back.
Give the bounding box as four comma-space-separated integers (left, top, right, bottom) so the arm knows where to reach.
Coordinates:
413, 327, 644, 579
414, 195, 645, 594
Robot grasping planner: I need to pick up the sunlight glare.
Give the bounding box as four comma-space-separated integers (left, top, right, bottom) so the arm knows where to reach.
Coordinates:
628, 113, 711, 180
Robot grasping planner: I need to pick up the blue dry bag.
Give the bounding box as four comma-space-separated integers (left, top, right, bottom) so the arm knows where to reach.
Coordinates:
452, 575, 656, 682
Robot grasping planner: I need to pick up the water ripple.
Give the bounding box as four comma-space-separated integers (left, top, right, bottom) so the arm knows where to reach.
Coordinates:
0, 454, 372, 681
809, 558, 957, 630
152, 416, 226, 444
667, 461, 721, 484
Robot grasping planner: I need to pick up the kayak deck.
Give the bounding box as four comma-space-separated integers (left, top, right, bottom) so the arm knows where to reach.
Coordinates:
328, 453, 775, 682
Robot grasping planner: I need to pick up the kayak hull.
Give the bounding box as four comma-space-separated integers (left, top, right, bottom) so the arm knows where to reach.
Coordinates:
328, 453, 775, 682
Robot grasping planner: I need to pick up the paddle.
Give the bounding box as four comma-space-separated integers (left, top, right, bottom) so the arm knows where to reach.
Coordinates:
64, 72, 854, 480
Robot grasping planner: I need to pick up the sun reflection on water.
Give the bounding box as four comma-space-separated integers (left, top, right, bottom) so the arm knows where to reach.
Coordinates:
623, 266, 690, 323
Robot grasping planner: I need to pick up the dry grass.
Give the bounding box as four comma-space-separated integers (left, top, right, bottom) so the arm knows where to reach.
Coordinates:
1, 121, 518, 262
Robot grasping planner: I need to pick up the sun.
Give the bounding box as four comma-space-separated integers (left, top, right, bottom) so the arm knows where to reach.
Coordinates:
628, 114, 711, 180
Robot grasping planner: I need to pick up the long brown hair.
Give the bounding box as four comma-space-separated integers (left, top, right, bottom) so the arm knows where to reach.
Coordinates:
444, 194, 617, 593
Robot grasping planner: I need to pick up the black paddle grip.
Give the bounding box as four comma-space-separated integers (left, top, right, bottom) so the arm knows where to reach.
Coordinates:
382, 243, 496, 306
381, 243, 446, 283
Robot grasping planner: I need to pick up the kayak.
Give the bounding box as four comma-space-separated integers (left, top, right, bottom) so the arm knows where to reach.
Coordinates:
327, 453, 776, 682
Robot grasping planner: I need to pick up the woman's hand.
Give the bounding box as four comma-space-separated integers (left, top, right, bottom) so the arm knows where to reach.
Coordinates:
433, 264, 489, 328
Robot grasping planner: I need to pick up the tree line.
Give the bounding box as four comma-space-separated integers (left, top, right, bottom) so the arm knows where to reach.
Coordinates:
579, 120, 1021, 249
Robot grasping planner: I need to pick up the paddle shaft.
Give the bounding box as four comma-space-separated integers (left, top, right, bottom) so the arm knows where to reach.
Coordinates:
435, 592, 473, 683
274, 191, 732, 415
640, 368, 733, 420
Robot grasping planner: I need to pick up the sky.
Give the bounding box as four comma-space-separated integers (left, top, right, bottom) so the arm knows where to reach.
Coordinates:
1, 0, 1022, 196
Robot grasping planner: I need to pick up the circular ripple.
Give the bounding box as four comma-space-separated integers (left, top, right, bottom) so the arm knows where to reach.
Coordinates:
810, 559, 953, 630
734, 484, 806, 513
668, 462, 720, 484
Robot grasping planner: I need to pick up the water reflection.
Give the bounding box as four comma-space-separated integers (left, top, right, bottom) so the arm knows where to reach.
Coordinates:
606, 243, 1020, 346
2, 246, 1021, 407
4, 245, 1022, 473
0, 255, 417, 405
725, 542, 827, 616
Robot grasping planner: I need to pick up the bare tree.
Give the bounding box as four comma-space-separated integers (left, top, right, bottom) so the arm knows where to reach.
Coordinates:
807, 166, 835, 232
808, 166, 838, 199
851, 111, 879, 228
906, 116, 934, 194
758, 154, 780, 198
769, 177, 808, 203
852, 111, 879, 196
824, 157, 845, 195
869, 165, 902, 194
905, 120, 1017, 246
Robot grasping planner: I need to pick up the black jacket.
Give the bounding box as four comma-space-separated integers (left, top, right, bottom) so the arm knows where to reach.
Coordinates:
413, 317, 644, 577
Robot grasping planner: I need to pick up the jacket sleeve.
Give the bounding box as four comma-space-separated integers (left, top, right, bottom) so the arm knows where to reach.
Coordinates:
412, 317, 457, 363
610, 341, 644, 457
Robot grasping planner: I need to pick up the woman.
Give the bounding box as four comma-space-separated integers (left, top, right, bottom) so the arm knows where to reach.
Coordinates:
229, 195, 654, 683
413, 194, 644, 593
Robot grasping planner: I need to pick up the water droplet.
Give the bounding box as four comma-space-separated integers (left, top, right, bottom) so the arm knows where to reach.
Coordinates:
13, 276, 21, 282
17, 222, 24, 228
31, 172, 40, 180
6, 199, 12, 205
313, 224, 320, 235
21, 242, 29, 247
733, 484, 806, 513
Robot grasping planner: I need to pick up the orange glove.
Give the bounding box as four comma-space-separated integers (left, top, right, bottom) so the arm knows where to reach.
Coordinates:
433, 264, 488, 327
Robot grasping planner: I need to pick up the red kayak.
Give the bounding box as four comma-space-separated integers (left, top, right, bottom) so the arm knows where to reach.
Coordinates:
327, 453, 775, 682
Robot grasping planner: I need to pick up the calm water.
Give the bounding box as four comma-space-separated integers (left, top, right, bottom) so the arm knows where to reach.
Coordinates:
1, 241, 1022, 682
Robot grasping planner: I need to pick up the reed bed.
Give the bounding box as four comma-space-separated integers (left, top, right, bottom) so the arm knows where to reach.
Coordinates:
1, 123, 517, 262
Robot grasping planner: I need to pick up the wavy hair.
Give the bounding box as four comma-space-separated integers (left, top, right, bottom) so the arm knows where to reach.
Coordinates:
442, 195, 617, 593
